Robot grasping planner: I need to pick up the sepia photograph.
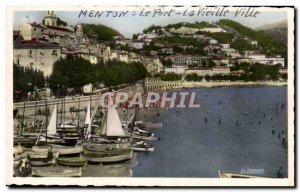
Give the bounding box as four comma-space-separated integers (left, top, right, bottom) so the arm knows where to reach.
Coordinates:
6, 5, 294, 187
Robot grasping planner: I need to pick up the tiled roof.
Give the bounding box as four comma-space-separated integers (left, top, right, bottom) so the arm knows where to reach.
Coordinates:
14, 39, 60, 49
45, 25, 73, 32
42, 32, 64, 37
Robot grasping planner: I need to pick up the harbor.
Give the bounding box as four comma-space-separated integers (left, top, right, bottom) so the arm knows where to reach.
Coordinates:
12, 85, 287, 178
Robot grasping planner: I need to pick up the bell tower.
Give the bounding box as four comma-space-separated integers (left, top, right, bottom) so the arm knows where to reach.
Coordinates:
44, 10, 58, 26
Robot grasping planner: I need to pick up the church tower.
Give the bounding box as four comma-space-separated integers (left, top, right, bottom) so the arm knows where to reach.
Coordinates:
44, 11, 58, 26
75, 23, 84, 44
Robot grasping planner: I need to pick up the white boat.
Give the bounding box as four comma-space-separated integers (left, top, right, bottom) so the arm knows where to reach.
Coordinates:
32, 168, 82, 177
32, 145, 83, 155
27, 151, 59, 161
85, 149, 133, 163
133, 142, 154, 152
125, 131, 159, 141
218, 171, 265, 178
83, 95, 133, 162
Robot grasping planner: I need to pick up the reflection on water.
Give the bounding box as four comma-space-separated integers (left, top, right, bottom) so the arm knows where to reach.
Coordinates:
133, 86, 288, 178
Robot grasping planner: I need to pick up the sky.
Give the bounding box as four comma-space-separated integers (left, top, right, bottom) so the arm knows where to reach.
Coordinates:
13, 7, 287, 38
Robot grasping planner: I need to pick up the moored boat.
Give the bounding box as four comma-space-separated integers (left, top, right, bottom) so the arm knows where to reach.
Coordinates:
133, 142, 154, 152
32, 168, 82, 177
85, 149, 133, 163
57, 157, 88, 167
218, 171, 265, 178
32, 145, 83, 155
27, 151, 59, 161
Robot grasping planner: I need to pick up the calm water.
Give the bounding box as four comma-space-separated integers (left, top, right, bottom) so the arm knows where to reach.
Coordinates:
133, 86, 288, 178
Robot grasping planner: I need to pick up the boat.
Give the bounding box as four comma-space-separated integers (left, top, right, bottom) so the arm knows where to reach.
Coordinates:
14, 135, 42, 148
218, 171, 264, 178
85, 149, 133, 163
32, 145, 83, 156
84, 146, 132, 156
27, 151, 59, 161
125, 131, 159, 141
13, 144, 23, 155
30, 159, 56, 167
32, 168, 82, 177
83, 95, 133, 162
133, 142, 154, 152
57, 157, 88, 167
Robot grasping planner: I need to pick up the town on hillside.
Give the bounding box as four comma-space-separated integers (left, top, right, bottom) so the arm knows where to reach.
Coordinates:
13, 11, 288, 101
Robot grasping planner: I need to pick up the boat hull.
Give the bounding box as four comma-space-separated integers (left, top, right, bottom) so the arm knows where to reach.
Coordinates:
57, 157, 88, 167
85, 149, 133, 163
32, 146, 83, 155
32, 168, 82, 177
218, 171, 264, 178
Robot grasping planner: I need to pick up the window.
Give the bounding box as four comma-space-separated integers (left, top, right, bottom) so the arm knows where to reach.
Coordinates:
30, 62, 33, 66
52, 50, 58, 56
40, 52, 44, 58
17, 59, 20, 64
29, 50, 32, 58
41, 62, 44, 65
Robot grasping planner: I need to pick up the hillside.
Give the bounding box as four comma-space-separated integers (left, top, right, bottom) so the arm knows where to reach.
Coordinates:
218, 19, 287, 60
255, 20, 287, 31
82, 23, 121, 41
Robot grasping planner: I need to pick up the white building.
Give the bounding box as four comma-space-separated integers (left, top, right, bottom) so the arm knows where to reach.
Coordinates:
165, 65, 187, 74
130, 41, 144, 49
169, 27, 199, 35
186, 67, 230, 76
13, 39, 61, 76
199, 27, 226, 33
220, 43, 230, 49
142, 57, 163, 74
247, 54, 285, 66
209, 38, 218, 45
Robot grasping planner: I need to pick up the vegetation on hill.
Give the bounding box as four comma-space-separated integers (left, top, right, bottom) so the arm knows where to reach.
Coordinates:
203, 32, 234, 43
143, 25, 162, 34
165, 21, 216, 30
82, 23, 120, 41
218, 19, 287, 64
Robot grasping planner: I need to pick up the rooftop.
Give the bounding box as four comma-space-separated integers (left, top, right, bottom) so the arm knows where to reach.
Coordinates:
14, 39, 60, 49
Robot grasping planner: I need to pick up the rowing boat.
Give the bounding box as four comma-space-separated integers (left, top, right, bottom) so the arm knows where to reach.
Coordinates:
57, 157, 88, 167
83, 145, 132, 156
27, 152, 59, 161
218, 171, 264, 178
84, 149, 133, 163
32, 145, 83, 155
32, 168, 82, 177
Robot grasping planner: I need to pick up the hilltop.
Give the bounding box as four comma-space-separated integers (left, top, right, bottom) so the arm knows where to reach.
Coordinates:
255, 20, 287, 31
82, 23, 122, 41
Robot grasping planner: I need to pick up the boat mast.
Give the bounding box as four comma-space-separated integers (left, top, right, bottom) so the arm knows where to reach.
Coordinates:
77, 96, 80, 129
63, 97, 65, 126
34, 98, 37, 129
45, 99, 48, 144
20, 100, 26, 136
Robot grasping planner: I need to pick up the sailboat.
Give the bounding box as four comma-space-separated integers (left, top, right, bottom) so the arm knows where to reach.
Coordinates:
83, 95, 133, 163
33, 106, 83, 155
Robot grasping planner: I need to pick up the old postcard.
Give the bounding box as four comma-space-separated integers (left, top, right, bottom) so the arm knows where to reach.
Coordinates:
6, 6, 294, 187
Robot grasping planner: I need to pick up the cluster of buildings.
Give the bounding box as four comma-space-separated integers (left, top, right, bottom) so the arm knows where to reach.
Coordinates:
13, 11, 287, 80
13, 11, 163, 76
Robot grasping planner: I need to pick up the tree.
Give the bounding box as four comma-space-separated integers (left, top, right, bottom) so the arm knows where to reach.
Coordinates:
13, 63, 45, 101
